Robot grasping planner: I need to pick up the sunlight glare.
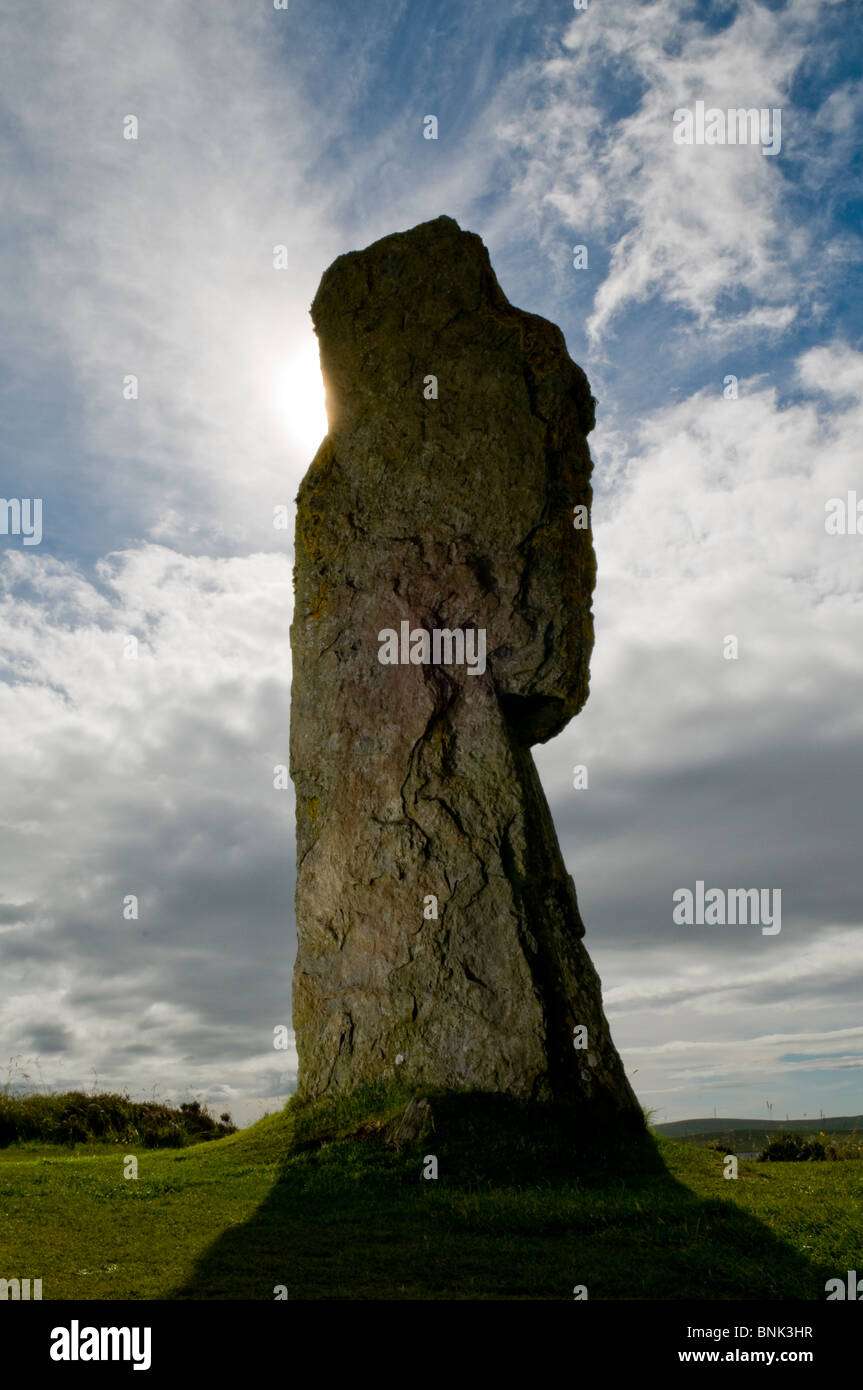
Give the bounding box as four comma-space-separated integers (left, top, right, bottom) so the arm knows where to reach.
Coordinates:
274, 338, 328, 456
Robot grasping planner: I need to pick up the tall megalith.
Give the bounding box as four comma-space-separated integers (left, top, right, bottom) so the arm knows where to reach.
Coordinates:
290, 215, 639, 1124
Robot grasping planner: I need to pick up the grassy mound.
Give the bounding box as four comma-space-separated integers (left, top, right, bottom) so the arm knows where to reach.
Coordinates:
0, 1086, 859, 1300
0, 1090, 236, 1149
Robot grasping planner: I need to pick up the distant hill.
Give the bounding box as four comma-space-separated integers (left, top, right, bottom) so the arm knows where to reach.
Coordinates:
656, 1115, 862, 1139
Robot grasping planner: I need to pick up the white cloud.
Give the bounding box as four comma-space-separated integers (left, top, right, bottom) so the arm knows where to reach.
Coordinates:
533, 343, 863, 1117
481, 0, 843, 347
533, 343, 863, 804
797, 342, 863, 399
0, 545, 296, 1106
0, 1, 336, 551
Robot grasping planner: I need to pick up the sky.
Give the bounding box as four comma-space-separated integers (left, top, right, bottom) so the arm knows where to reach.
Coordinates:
0, 0, 861, 1127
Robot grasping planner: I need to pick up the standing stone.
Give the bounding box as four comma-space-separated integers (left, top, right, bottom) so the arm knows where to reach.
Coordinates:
291, 215, 639, 1125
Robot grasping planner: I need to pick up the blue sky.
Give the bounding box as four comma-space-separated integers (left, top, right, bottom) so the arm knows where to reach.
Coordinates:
1, 0, 861, 1125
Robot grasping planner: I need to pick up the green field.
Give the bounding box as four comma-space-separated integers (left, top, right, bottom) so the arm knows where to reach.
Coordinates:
1, 1089, 860, 1300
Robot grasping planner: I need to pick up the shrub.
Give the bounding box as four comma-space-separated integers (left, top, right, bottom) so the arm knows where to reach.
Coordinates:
0, 1091, 237, 1149
759, 1134, 826, 1162
706, 1138, 735, 1154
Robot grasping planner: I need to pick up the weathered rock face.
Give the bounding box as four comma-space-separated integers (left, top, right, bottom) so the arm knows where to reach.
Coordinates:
290, 215, 639, 1123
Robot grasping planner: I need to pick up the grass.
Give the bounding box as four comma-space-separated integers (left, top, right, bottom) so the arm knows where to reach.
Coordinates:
0, 1086, 860, 1300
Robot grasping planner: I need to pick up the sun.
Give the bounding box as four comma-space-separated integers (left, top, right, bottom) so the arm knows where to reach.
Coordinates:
273, 337, 328, 456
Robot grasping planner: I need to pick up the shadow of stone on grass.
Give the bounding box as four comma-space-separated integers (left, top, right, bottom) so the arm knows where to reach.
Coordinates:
172, 1094, 833, 1301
